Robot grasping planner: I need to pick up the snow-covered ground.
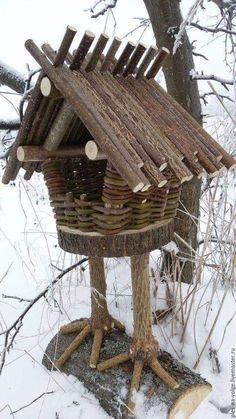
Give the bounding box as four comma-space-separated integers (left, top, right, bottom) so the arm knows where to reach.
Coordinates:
0, 168, 235, 419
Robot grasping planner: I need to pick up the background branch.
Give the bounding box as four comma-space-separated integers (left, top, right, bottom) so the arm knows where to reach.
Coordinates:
0, 119, 20, 130
0, 60, 25, 94
0, 257, 88, 375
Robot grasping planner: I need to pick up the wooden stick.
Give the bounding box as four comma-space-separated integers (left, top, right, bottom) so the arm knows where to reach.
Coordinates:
119, 75, 198, 178
70, 31, 95, 71
80, 70, 144, 169
100, 37, 121, 73
141, 78, 223, 170
85, 70, 168, 184
90, 329, 103, 368
168, 158, 193, 183
128, 360, 143, 417
150, 359, 179, 390
122, 75, 207, 177
146, 47, 170, 79
2, 74, 43, 184
43, 101, 74, 151
60, 320, 88, 334
123, 43, 146, 77
97, 352, 129, 371
23, 97, 62, 176
17, 145, 86, 162
28, 39, 145, 192
147, 79, 236, 169
40, 76, 61, 99
136, 46, 158, 79
112, 41, 136, 76
85, 140, 106, 161
85, 33, 109, 72
54, 324, 91, 369
53, 25, 77, 67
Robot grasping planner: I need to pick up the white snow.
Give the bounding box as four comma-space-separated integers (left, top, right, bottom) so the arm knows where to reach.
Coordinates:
162, 241, 179, 255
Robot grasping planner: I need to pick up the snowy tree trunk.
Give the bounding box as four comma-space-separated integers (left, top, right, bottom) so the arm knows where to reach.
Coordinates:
143, 0, 202, 283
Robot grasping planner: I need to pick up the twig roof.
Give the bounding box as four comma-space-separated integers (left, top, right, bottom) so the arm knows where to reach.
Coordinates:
2, 26, 235, 191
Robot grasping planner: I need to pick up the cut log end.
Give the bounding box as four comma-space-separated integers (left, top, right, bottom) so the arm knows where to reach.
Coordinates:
85, 140, 106, 161
84, 30, 96, 39
67, 25, 77, 33
17, 146, 25, 162
208, 170, 220, 179
160, 162, 168, 171
133, 182, 145, 193
168, 383, 212, 419
180, 174, 194, 184
40, 77, 51, 97
158, 179, 168, 188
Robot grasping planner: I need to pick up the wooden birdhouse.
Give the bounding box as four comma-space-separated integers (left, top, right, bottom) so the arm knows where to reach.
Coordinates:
2, 26, 235, 419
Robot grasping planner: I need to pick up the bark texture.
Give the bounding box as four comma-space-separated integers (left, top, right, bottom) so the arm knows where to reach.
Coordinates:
57, 220, 174, 257
130, 253, 159, 363
143, 0, 202, 282
89, 257, 111, 331
0, 60, 25, 94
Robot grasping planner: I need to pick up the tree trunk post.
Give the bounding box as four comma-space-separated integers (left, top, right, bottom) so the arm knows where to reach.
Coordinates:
130, 253, 159, 362
143, 0, 202, 283
89, 256, 111, 332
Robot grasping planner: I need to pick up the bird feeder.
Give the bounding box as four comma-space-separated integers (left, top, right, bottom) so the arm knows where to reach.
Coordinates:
2, 25, 235, 418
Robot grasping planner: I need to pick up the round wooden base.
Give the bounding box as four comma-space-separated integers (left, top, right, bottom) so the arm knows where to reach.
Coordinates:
58, 219, 174, 257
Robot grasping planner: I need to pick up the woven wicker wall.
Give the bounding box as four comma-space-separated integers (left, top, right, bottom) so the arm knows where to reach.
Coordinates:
42, 157, 181, 235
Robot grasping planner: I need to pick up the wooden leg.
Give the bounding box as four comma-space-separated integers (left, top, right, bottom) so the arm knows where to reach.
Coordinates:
55, 257, 125, 369
97, 253, 179, 417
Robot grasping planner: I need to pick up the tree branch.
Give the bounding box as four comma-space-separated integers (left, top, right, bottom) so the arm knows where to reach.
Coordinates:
200, 91, 233, 104
0, 60, 25, 94
0, 119, 20, 130
86, 0, 118, 18
191, 21, 236, 35
190, 70, 235, 89
10, 391, 54, 415
0, 258, 88, 375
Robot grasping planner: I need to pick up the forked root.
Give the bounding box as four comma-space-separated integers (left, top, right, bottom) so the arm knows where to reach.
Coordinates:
128, 360, 143, 417
97, 351, 179, 417
60, 320, 88, 334
97, 352, 130, 372
90, 329, 103, 368
150, 359, 179, 390
55, 317, 126, 369
54, 324, 91, 369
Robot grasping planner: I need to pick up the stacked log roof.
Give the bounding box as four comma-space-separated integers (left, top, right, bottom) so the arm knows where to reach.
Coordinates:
2, 26, 235, 191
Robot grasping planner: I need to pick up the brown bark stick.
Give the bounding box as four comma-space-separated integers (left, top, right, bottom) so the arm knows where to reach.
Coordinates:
70, 31, 95, 71
100, 37, 122, 73
136, 46, 158, 79
85, 33, 109, 72
112, 41, 136, 76
146, 47, 170, 79
123, 43, 147, 77
17, 145, 86, 162
53, 25, 77, 67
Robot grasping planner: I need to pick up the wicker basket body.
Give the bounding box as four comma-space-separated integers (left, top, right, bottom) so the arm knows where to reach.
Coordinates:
42, 157, 181, 236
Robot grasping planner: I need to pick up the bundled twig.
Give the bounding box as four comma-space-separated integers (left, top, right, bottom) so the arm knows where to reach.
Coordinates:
0, 258, 88, 375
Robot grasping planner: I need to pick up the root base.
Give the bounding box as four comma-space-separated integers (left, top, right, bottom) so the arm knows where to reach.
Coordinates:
43, 328, 211, 419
